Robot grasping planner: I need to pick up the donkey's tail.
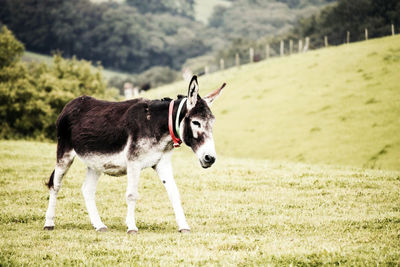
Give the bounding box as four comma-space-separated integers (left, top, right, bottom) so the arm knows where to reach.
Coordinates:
45, 170, 55, 189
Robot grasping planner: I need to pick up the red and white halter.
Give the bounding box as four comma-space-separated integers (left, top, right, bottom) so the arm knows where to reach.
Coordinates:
168, 98, 187, 148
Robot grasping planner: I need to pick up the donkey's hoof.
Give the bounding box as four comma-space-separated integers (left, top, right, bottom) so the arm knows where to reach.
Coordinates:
179, 229, 190, 234
43, 226, 54, 231
127, 229, 138, 235
96, 227, 108, 232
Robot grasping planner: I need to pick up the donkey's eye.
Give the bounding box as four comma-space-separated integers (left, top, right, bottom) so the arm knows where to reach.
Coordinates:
192, 120, 201, 128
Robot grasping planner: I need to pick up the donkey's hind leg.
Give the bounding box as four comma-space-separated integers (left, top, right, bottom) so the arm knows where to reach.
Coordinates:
44, 150, 75, 230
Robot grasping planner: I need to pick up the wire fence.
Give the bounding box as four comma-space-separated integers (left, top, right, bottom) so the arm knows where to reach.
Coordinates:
201, 24, 398, 75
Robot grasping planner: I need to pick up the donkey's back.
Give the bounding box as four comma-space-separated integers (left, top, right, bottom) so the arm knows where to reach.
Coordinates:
57, 95, 148, 156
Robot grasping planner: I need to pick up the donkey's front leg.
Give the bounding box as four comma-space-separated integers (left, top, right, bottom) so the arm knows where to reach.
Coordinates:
82, 168, 107, 231
155, 154, 190, 232
125, 163, 141, 234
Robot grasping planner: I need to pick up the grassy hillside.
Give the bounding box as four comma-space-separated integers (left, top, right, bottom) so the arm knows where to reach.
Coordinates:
144, 36, 400, 170
22, 51, 130, 80
1, 140, 399, 265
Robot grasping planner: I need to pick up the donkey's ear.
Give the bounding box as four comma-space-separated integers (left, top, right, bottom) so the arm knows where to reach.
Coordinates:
204, 82, 226, 107
187, 75, 199, 110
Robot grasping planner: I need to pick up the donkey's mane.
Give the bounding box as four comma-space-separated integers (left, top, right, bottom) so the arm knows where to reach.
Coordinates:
159, 95, 186, 102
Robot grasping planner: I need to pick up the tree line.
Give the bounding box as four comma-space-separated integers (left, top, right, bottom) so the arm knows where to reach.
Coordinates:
208, 0, 335, 40
0, 0, 206, 73
289, 0, 400, 47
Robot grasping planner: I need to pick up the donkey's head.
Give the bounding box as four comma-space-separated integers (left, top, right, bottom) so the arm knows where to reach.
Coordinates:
180, 76, 225, 168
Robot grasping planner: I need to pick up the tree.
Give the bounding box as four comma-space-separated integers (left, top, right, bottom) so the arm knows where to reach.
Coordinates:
0, 26, 24, 68
126, 0, 195, 18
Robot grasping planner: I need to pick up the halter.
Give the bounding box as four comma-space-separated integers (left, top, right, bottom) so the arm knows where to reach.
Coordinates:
168, 98, 187, 148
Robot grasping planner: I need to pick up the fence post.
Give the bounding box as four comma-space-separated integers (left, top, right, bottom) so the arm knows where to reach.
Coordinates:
204, 66, 209, 75
347, 31, 350, 44
304, 37, 310, 52
220, 58, 224, 70
235, 53, 240, 67
392, 24, 395, 36
298, 39, 303, 53
280, 40, 284, 56
265, 44, 270, 60
365, 28, 368, 40
289, 39, 293, 55
249, 47, 254, 63
324, 36, 328, 47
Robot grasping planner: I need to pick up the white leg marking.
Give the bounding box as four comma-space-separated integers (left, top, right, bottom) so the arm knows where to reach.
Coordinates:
156, 153, 190, 231
44, 188, 58, 228
82, 168, 107, 231
44, 151, 75, 229
125, 163, 141, 233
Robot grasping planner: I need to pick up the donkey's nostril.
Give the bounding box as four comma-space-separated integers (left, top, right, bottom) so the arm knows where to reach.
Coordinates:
204, 155, 215, 164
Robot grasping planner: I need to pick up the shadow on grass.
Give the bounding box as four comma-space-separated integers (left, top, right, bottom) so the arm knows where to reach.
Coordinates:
53, 219, 175, 233
57, 222, 94, 231
55, 221, 176, 233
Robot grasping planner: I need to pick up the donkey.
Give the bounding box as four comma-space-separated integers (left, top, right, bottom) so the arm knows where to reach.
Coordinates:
43, 76, 225, 233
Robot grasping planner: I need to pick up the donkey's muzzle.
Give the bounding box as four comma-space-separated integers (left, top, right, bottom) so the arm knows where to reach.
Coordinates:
204, 155, 215, 164
201, 155, 216, 168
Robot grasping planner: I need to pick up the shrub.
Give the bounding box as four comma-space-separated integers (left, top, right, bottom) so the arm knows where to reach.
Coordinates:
0, 26, 119, 140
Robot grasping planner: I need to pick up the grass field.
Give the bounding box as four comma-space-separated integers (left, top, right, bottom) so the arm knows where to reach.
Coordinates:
0, 141, 399, 265
144, 36, 400, 171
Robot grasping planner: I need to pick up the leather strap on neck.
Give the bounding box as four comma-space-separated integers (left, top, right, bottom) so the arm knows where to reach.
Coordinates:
168, 100, 182, 148
175, 98, 187, 139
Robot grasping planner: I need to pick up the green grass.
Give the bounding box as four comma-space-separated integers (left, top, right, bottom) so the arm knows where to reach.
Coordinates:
144, 36, 400, 171
0, 140, 400, 265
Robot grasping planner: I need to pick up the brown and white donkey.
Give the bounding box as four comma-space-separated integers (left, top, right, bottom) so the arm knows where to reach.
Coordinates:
44, 76, 225, 233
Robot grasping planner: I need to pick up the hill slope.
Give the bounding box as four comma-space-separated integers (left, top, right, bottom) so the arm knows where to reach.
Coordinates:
144, 36, 400, 170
